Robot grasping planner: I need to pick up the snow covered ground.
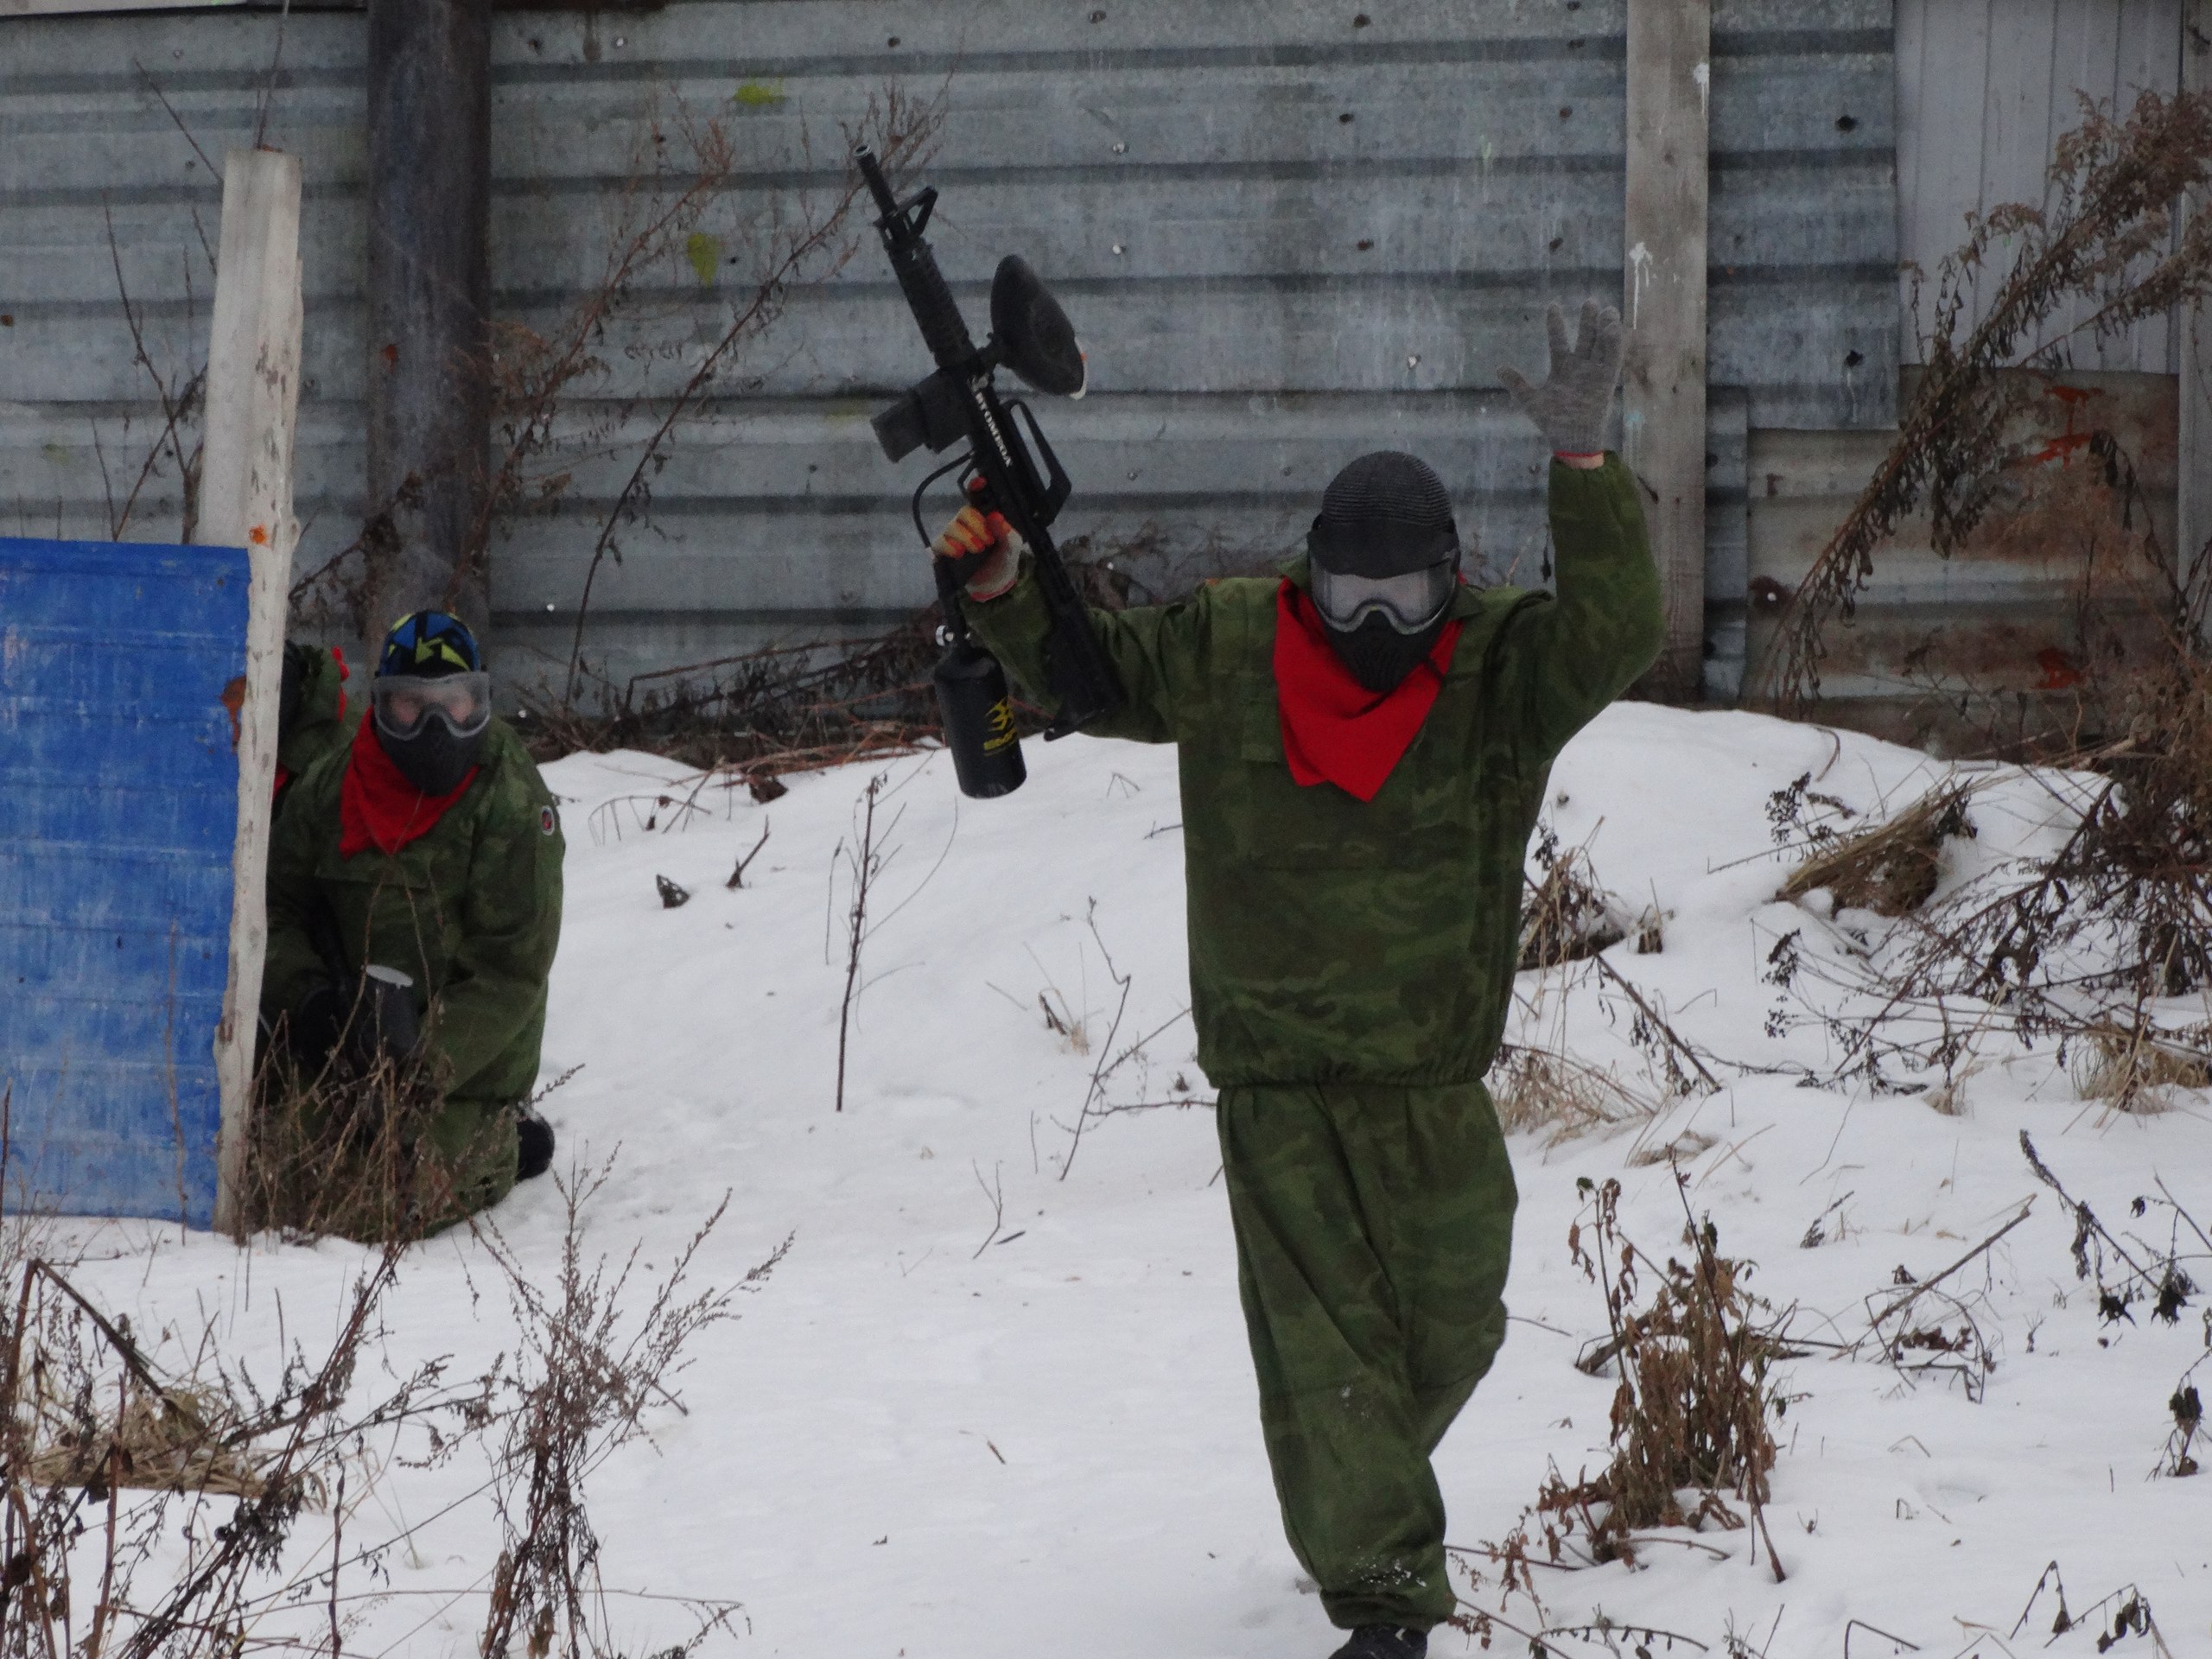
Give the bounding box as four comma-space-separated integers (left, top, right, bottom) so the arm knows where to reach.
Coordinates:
42, 703, 2212, 1658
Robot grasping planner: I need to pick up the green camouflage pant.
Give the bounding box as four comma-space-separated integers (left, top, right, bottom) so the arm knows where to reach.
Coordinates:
1217, 1078, 1516, 1631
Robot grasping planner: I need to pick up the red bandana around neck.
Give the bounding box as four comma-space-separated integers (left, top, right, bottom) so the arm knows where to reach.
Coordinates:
338, 717, 480, 859
1272, 580, 1461, 803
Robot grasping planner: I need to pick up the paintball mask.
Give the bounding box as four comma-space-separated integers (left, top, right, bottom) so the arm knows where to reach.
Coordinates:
1306, 451, 1464, 693
371, 611, 492, 795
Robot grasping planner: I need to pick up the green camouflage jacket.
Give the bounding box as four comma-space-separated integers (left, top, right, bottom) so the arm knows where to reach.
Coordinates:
275, 645, 360, 815
966, 455, 1662, 1086
261, 718, 565, 1109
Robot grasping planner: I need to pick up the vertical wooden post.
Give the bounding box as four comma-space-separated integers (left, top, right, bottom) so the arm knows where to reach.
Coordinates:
1621, 0, 1712, 701
365, 0, 493, 649
196, 148, 303, 1237
2182, 0, 2212, 640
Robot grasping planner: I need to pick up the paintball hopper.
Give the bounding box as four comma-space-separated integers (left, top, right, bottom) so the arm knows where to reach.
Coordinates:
989, 256, 1086, 397
870, 256, 1087, 462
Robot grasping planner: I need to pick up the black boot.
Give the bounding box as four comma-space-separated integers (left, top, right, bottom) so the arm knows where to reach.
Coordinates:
515, 1107, 556, 1181
1328, 1628, 1426, 1659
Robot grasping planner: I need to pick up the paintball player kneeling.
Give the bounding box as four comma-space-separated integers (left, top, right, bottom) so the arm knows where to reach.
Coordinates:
934, 302, 1662, 1659
260, 611, 563, 1234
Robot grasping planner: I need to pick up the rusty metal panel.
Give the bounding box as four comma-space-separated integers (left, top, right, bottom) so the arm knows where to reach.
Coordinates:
1745, 366, 2179, 750
0, 0, 1896, 696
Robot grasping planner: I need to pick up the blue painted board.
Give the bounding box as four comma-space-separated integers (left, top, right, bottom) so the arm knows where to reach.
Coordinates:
0, 537, 249, 1229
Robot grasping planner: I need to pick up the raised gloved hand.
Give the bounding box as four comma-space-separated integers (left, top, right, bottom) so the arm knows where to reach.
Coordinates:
1499, 298, 1625, 459
930, 502, 1027, 601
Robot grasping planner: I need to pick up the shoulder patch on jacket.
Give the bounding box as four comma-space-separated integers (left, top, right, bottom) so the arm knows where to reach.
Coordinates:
539, 804, 559, 836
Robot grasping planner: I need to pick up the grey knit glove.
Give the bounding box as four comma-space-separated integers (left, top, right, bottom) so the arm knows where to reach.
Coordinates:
1499, 299, 1624, 455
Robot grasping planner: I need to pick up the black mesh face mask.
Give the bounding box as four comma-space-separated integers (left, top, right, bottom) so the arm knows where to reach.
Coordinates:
372, 671, 491, 794
375, 716, 486, 796
1306, 451, 1465, 694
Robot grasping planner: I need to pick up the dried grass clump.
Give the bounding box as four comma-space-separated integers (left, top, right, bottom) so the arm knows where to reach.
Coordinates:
22, 1381, 274, 1498
249, 1030, 486, 1243
2069, 1024, 2212, 1110
1779, 783, 1976, 918
1491, 1046, 1657, 1147
1520, 845, 1630, 971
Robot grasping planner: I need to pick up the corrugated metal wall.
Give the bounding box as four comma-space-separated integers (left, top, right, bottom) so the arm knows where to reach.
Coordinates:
1896, 0, 2181, 369
0, 0, 1894, 701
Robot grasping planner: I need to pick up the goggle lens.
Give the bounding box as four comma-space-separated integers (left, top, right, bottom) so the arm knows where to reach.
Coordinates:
1310, 562, 1457, 633
371, 671, 492, 739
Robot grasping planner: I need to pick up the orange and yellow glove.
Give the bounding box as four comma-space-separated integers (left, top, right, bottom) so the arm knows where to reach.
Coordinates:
930, 503, 1027, 601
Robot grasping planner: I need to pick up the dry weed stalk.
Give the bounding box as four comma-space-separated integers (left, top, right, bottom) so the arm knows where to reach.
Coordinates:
1762, 613, 2212, 1101
1024, 903, 1204, 1176
2007, 1561, 2182, 1654
249, 1001, 488, 1243
1759, 87, 2212, 713
554, 86, 944, 706
96, 200, 206, 544
291, 82, 945, 673
522, 626, 940, 781
473, 1160, 776, 1659
1498, 834, 1720, 1152
831, 772, 895, 1115
0, 1217, 482, 1659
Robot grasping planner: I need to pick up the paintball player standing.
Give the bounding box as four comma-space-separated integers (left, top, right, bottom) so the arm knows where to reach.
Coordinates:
931, 302, 1661, 1659
260, 611, 563, 1232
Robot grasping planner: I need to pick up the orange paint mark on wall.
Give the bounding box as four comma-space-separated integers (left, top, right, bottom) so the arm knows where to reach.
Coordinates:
2036, 380, 2107, 469
2030, 431, 2093, 467
2035, 646, 2084, 690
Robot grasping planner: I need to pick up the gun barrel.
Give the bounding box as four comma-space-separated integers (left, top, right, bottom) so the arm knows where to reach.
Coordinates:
858, 150, 976, 372
853, 145, 899, 221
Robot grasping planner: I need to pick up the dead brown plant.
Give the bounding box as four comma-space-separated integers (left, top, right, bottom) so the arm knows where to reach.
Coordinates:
2069, 1024, 2212, 1108
0, 1224, 482, 1658
1523, 1173, 1791, 1580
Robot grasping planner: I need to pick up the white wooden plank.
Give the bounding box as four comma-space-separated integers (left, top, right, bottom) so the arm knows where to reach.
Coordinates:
194, 146, 302, 1237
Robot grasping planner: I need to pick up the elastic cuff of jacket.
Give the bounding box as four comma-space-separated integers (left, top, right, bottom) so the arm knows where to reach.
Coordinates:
1553, 449, 1605, 463
963, 548, 1027, 603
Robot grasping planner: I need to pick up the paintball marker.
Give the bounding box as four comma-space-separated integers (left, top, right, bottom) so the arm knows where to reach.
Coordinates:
854, 144, 1123, 799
